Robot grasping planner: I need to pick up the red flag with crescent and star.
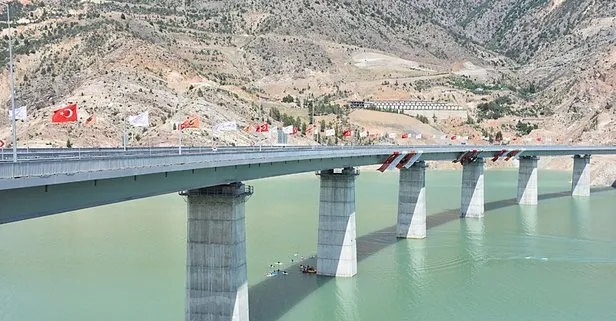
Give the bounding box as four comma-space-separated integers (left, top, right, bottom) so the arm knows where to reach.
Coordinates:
52, 104, 78, 123
180, 115, 200, 130
256, 123, 269, 132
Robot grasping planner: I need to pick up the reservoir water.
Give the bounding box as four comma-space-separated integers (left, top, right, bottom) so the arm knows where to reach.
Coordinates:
1, 169, 616, 320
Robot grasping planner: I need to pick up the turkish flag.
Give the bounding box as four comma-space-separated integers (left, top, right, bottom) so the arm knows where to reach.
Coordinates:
343, 130, 352, 137
52, 104, 77, 123
292, 127, 298, 135
401, 133, 409, 139
180, 115, 200, 130
256, 123, 269, 132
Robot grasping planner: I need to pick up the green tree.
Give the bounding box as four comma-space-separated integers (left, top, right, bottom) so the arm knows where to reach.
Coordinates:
282, 94, 294, 103
466, 115, 475, 124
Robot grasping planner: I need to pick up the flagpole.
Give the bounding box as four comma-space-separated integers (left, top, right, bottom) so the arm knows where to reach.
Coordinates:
350, 114, 353, 146
310, 101, 315, 145
123, 119, 127, 151
178, 127, 182, 155
5, 3, 17, 162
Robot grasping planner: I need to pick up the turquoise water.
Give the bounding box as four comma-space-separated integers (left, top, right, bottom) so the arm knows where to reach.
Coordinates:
1, 169, 616, 320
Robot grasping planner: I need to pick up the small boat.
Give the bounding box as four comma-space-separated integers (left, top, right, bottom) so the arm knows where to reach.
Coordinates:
302, 267, 317, 274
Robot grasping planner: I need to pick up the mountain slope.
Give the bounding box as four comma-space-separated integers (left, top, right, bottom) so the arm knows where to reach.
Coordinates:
0, 0, 613, 150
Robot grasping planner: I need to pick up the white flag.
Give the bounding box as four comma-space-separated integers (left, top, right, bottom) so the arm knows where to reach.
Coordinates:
282, 125, 293, 134
388, 133, 396, 139
128, 111, 149, 127
8, 106, 27, 120
270, 126, 278, 135
360, 131, 368, 138
213, 120, 237, 132
325, 128, 335, 137
415, 134, 422, 139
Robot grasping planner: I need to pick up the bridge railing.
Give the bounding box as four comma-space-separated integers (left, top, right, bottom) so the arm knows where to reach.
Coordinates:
0, 147, 397, 180
0, 145, 382, 162
0, 145, 614, 181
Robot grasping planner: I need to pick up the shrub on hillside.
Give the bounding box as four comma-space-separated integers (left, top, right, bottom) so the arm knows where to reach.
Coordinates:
477, 96, 513, 120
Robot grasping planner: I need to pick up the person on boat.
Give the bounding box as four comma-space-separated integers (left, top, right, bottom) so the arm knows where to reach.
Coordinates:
302, 266, 316, 273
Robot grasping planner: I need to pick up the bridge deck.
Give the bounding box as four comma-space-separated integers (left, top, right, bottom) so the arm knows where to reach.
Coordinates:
0, 145, 614, 224
0, 145, 613, 191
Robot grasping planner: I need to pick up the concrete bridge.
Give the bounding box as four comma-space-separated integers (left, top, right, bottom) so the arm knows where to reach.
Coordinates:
1, 145, 614, 321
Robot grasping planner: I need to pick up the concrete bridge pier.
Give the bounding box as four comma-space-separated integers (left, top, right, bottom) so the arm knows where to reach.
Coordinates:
397, 161, 426, 239
316, 167, 359, 277
183, 183, 253, 321
460, 159, 485, 218
517, 156, 539, 205
572, 155, 591, 197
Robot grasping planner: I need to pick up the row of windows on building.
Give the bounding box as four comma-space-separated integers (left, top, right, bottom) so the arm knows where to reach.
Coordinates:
348, 100, 464, 111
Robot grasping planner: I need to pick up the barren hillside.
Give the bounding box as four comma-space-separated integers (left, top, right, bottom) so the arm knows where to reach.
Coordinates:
0, 0, 614, 185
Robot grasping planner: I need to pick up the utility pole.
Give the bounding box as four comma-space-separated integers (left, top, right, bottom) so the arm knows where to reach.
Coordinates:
4, 3, 17, 162
310, 100, 315, 144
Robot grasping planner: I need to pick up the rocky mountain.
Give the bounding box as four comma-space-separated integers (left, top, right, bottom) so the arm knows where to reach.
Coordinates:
0, 0, 613, 151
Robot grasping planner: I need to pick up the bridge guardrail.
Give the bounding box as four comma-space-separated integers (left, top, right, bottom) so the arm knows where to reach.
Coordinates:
0, 147, 397, 180
0, 145, 614, 181
0, 145, 376, 162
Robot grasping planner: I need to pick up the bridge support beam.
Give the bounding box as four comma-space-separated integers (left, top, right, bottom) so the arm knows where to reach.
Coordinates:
183, 183, 253, 321
517, 156, 538, 205
397, 161, 426, 239
316, 167, 359, 277
572, 155, 591, 197
460, 159, 485, 218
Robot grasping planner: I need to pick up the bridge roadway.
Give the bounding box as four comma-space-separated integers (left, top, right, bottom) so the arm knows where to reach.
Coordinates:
0, 144, 614, 224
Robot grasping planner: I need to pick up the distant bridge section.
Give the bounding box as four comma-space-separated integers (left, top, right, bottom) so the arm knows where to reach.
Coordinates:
348, 100, 467, 119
